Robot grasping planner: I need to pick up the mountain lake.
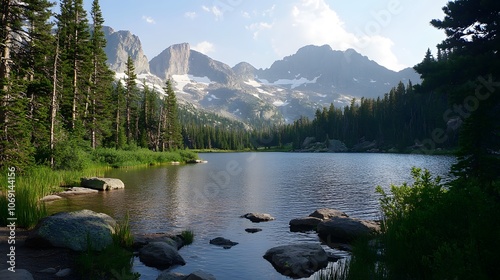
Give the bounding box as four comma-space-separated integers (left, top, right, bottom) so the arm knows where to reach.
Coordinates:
47, 152, 456, 279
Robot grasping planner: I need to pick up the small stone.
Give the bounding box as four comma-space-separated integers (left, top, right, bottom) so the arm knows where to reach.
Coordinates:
38, 268, 57, 274
241, 212, 275, 223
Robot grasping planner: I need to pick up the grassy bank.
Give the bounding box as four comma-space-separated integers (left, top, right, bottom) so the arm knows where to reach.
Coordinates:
0, 148, 198, 228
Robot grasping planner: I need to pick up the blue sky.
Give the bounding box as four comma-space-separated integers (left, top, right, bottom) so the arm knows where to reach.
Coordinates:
84, 0, 449, 71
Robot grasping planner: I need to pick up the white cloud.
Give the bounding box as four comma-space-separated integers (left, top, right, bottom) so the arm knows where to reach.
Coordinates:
241, 11, 251, 19
246, 22, 274, 39
202, 5, 224, 21
254, 0, 406, 70
142, 16, 155, 24
193, 41, 215, 54
184, 12, 197, 20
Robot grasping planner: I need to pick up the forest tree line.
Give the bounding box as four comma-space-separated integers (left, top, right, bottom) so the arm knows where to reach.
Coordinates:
0, 0, 183, 171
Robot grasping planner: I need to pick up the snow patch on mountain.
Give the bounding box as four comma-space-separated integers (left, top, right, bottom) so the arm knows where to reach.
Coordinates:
172, 74, 213, 91
273, 100, 289, 107
260, 75, 321, 89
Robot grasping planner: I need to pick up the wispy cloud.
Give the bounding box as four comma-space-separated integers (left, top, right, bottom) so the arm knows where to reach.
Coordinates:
202, 5, 224, 21
142, 16, 155, 24
192, 41, 215, 54
246, 22, 274, 39
241, 11, 251, 19
184, 11, 197, 20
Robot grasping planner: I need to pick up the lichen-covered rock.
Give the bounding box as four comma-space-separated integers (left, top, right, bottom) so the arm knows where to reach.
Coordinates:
139, 242, 186, 269
26, 209, 116, 251
80, 177, 125, 191
263, 243, 328, 278
241, 213, 275, 223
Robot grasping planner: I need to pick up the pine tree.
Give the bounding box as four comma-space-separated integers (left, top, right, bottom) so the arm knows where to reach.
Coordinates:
88, 0, 113, 149
418, 0, 500, 184
0, 0, 54, 170
162, 80, 182, 150
57, 0, 92, 132
124, 56, 137, 144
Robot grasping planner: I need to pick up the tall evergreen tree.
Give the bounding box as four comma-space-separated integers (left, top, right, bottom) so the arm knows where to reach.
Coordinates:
124, 56, 137, 144
162, 80, 182, 150
416, 0, 500, 184
57, 0, 92, 132
88, 0, 113, 149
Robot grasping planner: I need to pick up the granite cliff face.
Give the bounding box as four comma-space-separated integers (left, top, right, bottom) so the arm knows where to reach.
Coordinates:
149, 43, 236, 85
149, 43, 190, 79
103, 26, 150, 74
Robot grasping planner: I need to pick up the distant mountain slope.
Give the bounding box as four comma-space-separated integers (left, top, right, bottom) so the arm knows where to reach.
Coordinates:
255, 45, 420, 99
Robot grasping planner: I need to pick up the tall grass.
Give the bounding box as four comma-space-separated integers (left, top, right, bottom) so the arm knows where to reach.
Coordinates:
0, 166, 106, 228
0, 148, 198, 229
113, 211, 134, 248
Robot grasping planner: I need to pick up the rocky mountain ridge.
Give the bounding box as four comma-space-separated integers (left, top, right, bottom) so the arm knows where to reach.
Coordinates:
103, 27, 421, 125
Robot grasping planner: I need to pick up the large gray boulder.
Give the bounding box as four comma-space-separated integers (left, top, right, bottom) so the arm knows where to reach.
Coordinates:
317, 216, 380, 244
26, 209, 116, 251
58, 187, 98, 196
139, 242, 186, 269
290, 208, 349, 232
263, 243, 328, 278
0, 269, 34, 280
80, 177, 125, 190
241, 212, 275, 223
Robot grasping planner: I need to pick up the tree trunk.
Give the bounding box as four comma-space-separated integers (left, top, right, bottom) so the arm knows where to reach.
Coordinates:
50, 35, 60, 168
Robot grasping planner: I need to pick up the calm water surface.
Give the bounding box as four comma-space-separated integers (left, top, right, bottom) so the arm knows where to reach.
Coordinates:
48, 153, 456, 279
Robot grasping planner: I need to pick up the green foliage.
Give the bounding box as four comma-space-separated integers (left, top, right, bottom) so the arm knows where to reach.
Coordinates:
53, 139, 92, 171
91, 148, 197, 168
372, 169, 500, 279
180, 229, 195, 245
76, 241, 139, 280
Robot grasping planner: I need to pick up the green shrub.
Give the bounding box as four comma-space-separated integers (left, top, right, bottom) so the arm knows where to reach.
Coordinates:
53, 140, 92, 171
374, 168, 500, 279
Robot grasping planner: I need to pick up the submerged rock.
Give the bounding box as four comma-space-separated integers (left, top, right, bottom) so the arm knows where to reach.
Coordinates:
263, 243, 328, 278
58, 187, 98, 196
317, 216, 380, 244
241, 212, 275, 223
139, 241, 186, 269
209, 237, 238, 249
26, 209, 116, 251
80, 177, 125, 191
245, 228, 262, 233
